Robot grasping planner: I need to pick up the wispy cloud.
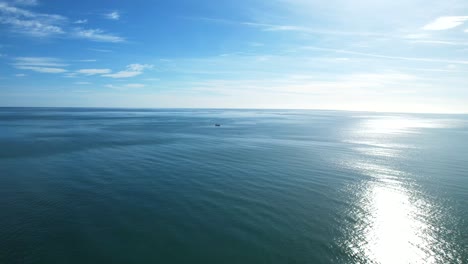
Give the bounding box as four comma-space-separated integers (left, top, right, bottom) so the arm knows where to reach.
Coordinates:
77, 59, 97, 62
422, 16, 468, 30
75, 81, 91, 85
103, 64, 153, 78
64, 72, 77, 78
77, 68, 111, 75
105, 83, 146, 90
183, 72, 421, 98
73, 28, 125, 42
88, 48, 112, 53
193, 17, 385, 37
15, 66, 67, 73
13, 0, 38, 6
14, 57, 67, 67
13, 56, 68, 73
15, 73, 26, 77
302, 46, 468, 65
0, 1, 66, 36
125, 83, 145, 88
74, 19, 87, 24
103, 72, 140, 78
104, 11, 120, 20
0, 2, 125, 42
409, 40, 468, 46
404, 33, 431, 39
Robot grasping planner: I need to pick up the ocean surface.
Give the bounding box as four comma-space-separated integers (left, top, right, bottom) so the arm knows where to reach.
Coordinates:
0, 108, 467, 264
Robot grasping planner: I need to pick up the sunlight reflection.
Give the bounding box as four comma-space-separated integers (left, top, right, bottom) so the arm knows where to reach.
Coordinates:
342, 116, 440, 263
362, 183, 432, 264
356, 116, 453, 135
343, 162, 435, 264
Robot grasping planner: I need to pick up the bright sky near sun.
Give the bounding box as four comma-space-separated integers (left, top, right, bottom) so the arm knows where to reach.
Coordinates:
0, 0, 467, 113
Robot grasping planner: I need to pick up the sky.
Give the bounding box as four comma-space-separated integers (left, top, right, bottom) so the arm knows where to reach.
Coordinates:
0, 0, 467, 113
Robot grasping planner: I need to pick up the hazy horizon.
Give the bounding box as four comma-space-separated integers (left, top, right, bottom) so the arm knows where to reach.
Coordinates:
1, 106, 468, 115
0, 106, 468, 115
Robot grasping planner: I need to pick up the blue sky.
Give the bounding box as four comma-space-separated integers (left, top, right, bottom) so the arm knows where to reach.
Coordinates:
0, 0, 467, 113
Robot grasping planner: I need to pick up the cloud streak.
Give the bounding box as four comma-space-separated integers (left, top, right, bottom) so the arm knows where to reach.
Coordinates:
0, 2, 125, 42
193, 17, 387, 37
13, 56, 68, 73
103, 64, 153, 78
73, 28, 125, 42
104, 11, 120, 20
0, 1, 66, 36
14, 57, 67, 67
15, 65, 67, 73
422, 16, 468, 30
409, 40, 468, 46
13, 0, 38, 6
77, 68, 111, 75
105, 83, 146, 90
302, 46, 468, 65
74, 19, 87, 24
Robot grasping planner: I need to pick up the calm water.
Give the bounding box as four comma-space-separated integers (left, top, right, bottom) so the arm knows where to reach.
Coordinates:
0, 108, 467, 263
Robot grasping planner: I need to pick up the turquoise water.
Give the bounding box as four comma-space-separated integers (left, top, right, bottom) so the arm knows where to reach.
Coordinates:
0, 108, 467, 263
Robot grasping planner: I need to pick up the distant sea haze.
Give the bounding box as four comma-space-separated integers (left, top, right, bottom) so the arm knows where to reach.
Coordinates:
0, 108, 466, 263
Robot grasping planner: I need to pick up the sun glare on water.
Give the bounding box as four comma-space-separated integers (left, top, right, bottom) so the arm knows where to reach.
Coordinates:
341, 116, 453, 263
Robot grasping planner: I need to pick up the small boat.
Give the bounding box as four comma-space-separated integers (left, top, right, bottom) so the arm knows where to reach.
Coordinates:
215, 123, 221, 127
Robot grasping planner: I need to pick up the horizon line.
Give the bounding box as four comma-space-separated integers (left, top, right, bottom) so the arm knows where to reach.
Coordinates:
0, 106, 466, 115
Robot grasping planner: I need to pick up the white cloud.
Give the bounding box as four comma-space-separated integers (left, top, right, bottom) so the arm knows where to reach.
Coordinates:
88, 48, 112, 53
15, 73, 26, 77
0, 1, 66, 36
64, 72, 78, 78
104, 11, 120, 20
0, 2, 126, 42
74, 19, 87, 24
125, 83, 145, 88
302, 46, 468, 64
78, 59, 97, 62
15, 66, 67, 73
127, 64, 153, 71
404, 33, 431, 39
103, 71, 141, 78
73, 28, 125, 42
14, 56, 67, 67
13, 56, 67, 73
261, 25, 307, 32
13, 0, 38, 6
196, 17, 384, 37
103, 64, 153, 78
77, 68, 111, 75
422, 16, 468, 30
75, 81, 91, 85
410, 40, 468, 45
104, 83, 146, 89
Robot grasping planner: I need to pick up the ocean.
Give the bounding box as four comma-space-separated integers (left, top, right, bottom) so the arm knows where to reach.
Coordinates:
0, 108, 467, 263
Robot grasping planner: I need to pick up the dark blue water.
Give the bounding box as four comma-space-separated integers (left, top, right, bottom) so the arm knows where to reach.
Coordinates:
0, 108, 467, 263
